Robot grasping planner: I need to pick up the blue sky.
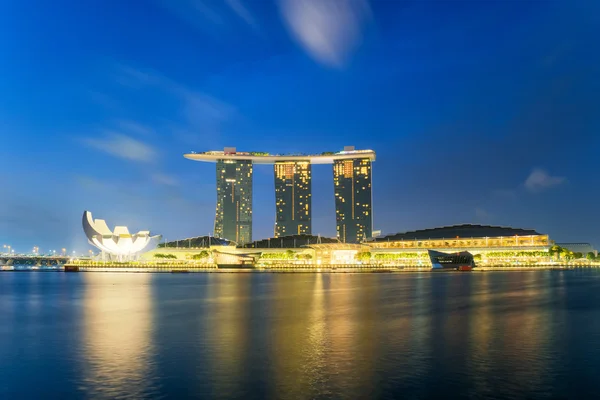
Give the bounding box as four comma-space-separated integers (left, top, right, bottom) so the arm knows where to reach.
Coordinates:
1, 0, 599, 254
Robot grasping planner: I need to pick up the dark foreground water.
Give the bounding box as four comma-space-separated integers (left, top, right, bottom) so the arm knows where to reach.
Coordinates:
1, 271, 600, 399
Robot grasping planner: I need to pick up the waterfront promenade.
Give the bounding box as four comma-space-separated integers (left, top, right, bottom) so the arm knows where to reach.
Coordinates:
1, 261, 591, 273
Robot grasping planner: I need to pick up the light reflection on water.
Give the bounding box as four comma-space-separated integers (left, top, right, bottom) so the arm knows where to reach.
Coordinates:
80, 273, 157, 399
1, 271, 600, 399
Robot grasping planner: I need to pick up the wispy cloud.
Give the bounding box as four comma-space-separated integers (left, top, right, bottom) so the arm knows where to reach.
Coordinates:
152, 173, 178, 187
225, 0, 258, 28
278, 0, 371, 67
180, 92, 233, 135
114, 65, 160, 88
116, 65, 234, 142
158, 0, 257, 31
83, 133, 156, 163
524, 168, 565, 193
116, 120, 155, 136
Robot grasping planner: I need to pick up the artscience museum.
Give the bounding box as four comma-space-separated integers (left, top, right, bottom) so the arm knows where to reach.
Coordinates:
82, 211, 161, 261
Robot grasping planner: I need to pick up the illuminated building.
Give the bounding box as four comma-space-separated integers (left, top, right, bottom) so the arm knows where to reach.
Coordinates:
82, 211, 161, 261
184, 146, 376, 244
333, 152, 373, 243
368, 224, 550, 249
274, 161, 312, 236
215, 156, 253, 244
555, 243, 597, 256
143, 225, 559, 268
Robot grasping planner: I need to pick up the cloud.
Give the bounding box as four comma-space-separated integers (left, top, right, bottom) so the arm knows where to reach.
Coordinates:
152, 173, 178, 186
225, 0, 258, 28
278, 0, 371, 67
114, 65, 160, 88
524, 168, 565, 193
0, 198, 62, 235
83, 133, 156, 163
115, 65, 234, 141
180, 92, 233, 135
116, 120, 154, 136
158, 0, 257, 31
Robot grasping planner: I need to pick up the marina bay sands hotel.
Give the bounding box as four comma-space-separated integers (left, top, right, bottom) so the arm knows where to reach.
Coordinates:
184, 146, 375, 244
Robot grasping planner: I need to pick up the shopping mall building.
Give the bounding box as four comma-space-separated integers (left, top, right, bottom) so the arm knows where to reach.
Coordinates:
142, 224, 558, 268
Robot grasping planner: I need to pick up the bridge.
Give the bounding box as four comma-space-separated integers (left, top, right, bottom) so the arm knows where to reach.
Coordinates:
0, 256, 71, 267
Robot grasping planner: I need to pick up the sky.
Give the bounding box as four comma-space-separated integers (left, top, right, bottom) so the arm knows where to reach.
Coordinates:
1, 0, 599, 254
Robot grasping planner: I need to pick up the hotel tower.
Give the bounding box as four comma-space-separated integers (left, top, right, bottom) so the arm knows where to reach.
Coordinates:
184, 146, 375, 244
274, 161, 312, 237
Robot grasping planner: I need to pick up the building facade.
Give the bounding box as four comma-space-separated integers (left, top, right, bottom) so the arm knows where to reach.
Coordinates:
274, 161, 312, 237
215, 159, 253, 244
556, 243, 597, 257
82, 211, 161, 261
149, 225, 563, 268
185, 147, 376, 244
333, 157, 373, 243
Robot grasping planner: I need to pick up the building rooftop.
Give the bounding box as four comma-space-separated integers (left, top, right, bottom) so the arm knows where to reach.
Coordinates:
158, 236, 233, 248
370, 224, 543, 242
184, 146, 376, 164
240, 234, 340, 248
307, 243, 370, 250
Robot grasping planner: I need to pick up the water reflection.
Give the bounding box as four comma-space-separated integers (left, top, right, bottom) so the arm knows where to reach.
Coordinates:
204, 274, 253, 399
3, 271, 600, 399
305, 274, 328, 392
268, 274, 381, 399
80, 273, 155, 398
261, 276, 321, 397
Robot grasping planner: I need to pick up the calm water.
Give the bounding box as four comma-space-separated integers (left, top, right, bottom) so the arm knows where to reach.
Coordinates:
1, 271, 600, 399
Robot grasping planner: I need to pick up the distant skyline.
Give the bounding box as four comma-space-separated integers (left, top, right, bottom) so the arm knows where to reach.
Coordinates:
1, 0, 599, 253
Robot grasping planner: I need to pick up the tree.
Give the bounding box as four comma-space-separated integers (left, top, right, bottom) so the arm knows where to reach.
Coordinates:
574, 252, 583, 259
549, 245, 562, 259
154, 253, 176, 259
587, 252, 596, 261
286, 249, 296, 259
191, 250, 210, 260
355, 252, 372, 262
559, 248, 573, 260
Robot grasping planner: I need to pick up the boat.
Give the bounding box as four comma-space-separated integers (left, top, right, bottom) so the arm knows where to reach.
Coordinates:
64, 265, 80, 272
213, 250, 257, 269
428, 250, 476, 271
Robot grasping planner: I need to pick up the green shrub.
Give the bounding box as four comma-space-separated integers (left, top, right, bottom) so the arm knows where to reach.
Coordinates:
153, 253, 177, 259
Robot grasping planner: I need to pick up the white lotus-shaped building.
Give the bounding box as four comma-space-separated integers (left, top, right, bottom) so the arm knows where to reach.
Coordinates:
82, 211, 161, 261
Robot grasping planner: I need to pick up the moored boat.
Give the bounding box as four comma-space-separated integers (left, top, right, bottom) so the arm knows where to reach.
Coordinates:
428, 250, 476, 271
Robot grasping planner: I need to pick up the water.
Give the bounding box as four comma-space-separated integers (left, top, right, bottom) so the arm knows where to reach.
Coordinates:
1, 270, 600, 399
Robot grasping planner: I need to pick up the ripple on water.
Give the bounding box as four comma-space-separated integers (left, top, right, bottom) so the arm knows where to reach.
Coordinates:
1, 271, 600, 399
